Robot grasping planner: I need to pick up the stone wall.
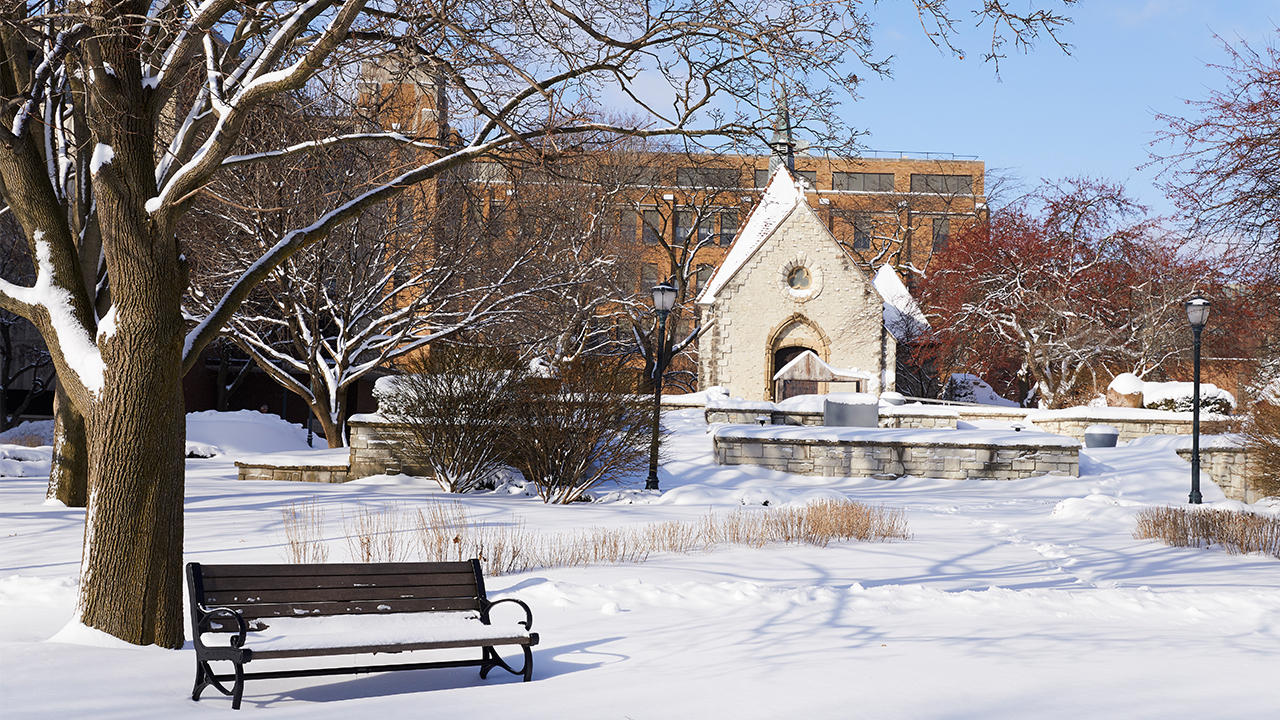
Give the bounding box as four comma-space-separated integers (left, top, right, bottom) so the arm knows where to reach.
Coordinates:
1027, 412, 1230, 444
235, 463, 350, 484
706, 406, 960, 429
713, 428, 1078, 481
1175, 447, 1267, 503
347, 419, 434, 479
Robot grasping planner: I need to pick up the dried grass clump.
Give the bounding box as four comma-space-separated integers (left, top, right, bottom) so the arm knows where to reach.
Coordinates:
3, 433, 45, 447
343, 503, 411, 563
279, 498, 912, 576
1242, 401, 1280, 499
1133, 505, 1280, 559
279, 497, 330, 563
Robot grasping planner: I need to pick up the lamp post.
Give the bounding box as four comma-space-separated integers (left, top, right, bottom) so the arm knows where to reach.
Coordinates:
1185, 294, 1211, 504
646, 281, 678, 491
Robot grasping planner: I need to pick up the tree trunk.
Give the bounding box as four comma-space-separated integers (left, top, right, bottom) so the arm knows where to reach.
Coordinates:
77, 304, 187, 648
47, 380, 88, 507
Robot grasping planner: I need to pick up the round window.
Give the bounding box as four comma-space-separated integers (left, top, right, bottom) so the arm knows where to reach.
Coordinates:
787, 266, 812, 290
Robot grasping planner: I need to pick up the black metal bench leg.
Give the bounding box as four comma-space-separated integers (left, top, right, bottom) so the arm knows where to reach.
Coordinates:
522, 645, 533, 682
479, 645, 533, 681
231, 661, 245, 710
193, 660, 211, 701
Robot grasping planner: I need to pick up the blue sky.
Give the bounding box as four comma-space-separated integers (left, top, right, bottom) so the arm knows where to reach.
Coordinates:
855, 1, 1277, 216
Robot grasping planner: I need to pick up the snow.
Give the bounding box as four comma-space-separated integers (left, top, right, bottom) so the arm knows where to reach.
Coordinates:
696, 167, 802, 304
202, 612, 530, 653
947, 373, 1019, 407
662, 387, 730, 407
0, 420, 55, 446
89, 144, 114, 175
2, 408, 1279, 718
1108, 372, 1145, 395
873, 264, 930, 341
185, 410, 313, 460
1107, 373, 1235, 407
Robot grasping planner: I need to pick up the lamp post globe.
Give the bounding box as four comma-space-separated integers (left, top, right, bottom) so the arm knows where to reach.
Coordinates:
646, 281, 678, 491
1185, 294, 1211, 505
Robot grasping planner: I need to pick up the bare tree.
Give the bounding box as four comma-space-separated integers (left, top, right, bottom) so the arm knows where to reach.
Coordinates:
0, 0, 1077, 648
1153, 30, 1280, 274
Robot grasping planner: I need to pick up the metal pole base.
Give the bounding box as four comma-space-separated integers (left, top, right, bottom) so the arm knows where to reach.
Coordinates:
645, 472, 660, 491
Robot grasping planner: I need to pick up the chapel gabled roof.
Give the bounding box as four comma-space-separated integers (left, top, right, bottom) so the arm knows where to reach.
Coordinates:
695, 166, 803, 305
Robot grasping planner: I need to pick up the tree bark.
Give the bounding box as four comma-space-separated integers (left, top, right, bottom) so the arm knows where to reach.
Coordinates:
76, 274, 187, 648
47, 380, 88, 507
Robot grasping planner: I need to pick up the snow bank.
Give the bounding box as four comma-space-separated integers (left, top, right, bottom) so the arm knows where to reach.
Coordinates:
1108, 373, 1235, 408
947, 374, 1018, 407
0, 420, 54, 446
0, 445, 52, 477
185, 410, 312, 461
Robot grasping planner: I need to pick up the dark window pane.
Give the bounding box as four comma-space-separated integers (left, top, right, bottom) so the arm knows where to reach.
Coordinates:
718, 210, 739, 245
754, 168, 771, 188
911, 174, 973, 194
834, 172, 894, 192
642, 209, 662, 244
676, 166, 740, 188
853, 215, 872, 250
796, 170, 817, 188
932, 217, 950, 249
640, 262, 659, 291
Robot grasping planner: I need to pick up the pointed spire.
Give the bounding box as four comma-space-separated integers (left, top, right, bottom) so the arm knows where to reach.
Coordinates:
768, 91, 795, 175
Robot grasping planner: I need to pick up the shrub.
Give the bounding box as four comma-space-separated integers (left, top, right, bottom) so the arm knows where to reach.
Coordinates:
1242, 401, 1280, 499
1144, 395, 1234, 415
380, 348, 527, 493
508, 356, 655, 504
1133, 504, 1280, 558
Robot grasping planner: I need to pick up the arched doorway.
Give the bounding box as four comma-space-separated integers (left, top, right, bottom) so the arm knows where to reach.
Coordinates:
774, 346, 818, 400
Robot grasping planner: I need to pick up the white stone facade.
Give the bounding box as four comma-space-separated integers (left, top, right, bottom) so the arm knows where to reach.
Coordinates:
697, 181, 895, 401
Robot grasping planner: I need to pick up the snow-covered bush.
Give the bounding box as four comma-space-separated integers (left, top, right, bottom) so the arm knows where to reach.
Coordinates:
379, 349, 528, 494
508, 356, 653, 504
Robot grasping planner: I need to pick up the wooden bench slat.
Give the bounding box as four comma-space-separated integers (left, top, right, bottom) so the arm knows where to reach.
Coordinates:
204, 584, 480, 606
205, 596, 482, 623
202, 572, 479, 593
199, 562, 475, 578
248, 635, 534, 660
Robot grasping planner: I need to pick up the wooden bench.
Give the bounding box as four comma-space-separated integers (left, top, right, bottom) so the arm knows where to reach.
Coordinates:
186, 560, 538, 709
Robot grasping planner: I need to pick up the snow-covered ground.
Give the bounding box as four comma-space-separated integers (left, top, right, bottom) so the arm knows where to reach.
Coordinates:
2, 409, 1278, 718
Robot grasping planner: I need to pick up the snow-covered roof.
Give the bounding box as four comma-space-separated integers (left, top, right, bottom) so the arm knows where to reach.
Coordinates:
696, 167, 803, 304
771, 350, 873, 383
873, 264, 930, 342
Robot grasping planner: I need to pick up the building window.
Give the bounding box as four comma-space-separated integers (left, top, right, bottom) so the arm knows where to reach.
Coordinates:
755, 168, 816, 188
695, 264, 714, 293
910, 174, 973, 195
718, 210, 739, 245
676, 166, 740, 188
640, 262, 659, 292
787, 266, 812, 290
642, 209, 662, 244
833, 172, 894, 193
676, 210, 715, 244
932, 217, 950, 249
853, 215, 872, 250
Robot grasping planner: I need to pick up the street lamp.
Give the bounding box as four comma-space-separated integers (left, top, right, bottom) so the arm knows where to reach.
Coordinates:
646, 281, 678, 491
1185, 294, 1211, 504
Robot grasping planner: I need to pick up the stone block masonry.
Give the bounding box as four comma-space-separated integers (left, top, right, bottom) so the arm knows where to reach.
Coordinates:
1175, 446, 1267, 504
713, 425, 1079, 481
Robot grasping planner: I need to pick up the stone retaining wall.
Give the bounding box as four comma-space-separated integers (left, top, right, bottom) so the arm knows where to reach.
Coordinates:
235, 463, 350, 484
1030, 416, 1229, 444
713, 428, 1078, 480
706, 407, 960, 429
1175, 447, 1266, 503
347, 419, 433, 479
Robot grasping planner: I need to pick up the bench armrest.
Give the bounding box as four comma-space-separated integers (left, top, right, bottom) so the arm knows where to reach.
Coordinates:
482, 597, 534, 631
196, 605, 250, 649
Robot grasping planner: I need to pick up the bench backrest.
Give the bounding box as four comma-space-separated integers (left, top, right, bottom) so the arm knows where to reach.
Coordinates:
187, 560, 486, 632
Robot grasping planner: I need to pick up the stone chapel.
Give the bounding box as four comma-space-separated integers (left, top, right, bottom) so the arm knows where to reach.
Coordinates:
696, 167, 899, 401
